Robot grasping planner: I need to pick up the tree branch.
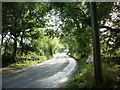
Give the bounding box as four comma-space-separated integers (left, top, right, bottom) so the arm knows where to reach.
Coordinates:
74, 8, 92, 27
74, 8, 120, 33
99, 26, 120, 33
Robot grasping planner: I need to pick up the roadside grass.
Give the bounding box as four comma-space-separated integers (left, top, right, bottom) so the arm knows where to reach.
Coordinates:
2, 54, 51, 75
3, 51, 63, 69
6, 54, 50, 68
66, 63, 95, 88
66, 54, 120, 88
7, 59, 45, 68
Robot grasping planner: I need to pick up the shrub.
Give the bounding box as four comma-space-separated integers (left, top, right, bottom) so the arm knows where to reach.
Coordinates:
40, 56, 47, 61
66, 63, 94, 88
66, 61, 120, 88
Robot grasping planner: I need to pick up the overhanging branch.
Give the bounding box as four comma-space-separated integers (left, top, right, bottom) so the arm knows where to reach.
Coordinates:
99, 26, 120, 33
74, 8, 92, 27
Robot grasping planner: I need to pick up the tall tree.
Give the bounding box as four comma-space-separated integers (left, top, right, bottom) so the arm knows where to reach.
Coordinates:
90, 2, 102, 84
2, 2, 51, 56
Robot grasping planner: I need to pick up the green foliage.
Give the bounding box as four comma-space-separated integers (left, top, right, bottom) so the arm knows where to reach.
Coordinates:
40, 56, 47, 61
2, 2, 51, 56
2, 54, 15, 67
8, 61, 38, 68
66, 61, 120, 88
66, 63, 94, 88
99, 2, 120, 61
49, 2, 116, 59
49, 2, 95, 56
97, 2, 113, 22
2, 2, 117, 64
7, 52, 48, 68
2, 2, 64, 65
2, 3, 119, 88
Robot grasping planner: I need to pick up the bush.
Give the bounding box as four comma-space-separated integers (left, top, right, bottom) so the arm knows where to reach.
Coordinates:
45, 54, 52, 59
66, 63, 94, 88
2, 54, 15, 67
66, 62, 120, 88
40, 56, 47, 61
5, 52, 49, 68
101, 63, 119, 88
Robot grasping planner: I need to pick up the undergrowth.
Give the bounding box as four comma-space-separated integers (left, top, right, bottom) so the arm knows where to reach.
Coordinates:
66, 54, 120, 88
7, 59, 46, 68
4, 52, 51, 68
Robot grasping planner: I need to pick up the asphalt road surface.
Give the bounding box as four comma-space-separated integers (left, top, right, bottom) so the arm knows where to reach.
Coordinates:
2, 52, 79, 88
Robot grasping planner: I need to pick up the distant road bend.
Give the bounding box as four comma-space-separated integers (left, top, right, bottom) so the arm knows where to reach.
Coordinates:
2, 51, 78, 88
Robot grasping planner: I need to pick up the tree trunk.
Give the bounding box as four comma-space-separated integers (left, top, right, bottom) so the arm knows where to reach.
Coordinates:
49, 46, 53, 56
90, 2, 103, 84
1, 34, 3, 46
20, 35, 24, 53
3, 42, 8, 55
20, 31, 25, 54
13, 38, 17, 57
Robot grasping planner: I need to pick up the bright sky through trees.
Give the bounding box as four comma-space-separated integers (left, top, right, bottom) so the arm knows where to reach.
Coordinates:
45, 9, 63, 32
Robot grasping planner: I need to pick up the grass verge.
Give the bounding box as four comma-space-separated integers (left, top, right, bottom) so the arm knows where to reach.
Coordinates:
2, 55, 52, 75
66, 56, 120, 88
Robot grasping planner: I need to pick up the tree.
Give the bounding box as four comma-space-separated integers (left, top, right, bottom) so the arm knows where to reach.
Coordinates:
48, 2, 114, 57
2, 2, 51, 57
48, 2, 118, 85
99, 2, 120, 59
90, 2, 102, 84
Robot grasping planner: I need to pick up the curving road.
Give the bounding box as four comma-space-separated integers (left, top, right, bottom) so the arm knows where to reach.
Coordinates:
2, 52, 79, 88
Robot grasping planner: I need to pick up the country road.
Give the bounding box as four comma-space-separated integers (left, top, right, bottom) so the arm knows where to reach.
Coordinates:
2, 52, 79, 88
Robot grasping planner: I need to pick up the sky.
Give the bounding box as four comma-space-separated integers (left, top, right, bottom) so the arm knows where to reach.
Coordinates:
45, 9, 63, 32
